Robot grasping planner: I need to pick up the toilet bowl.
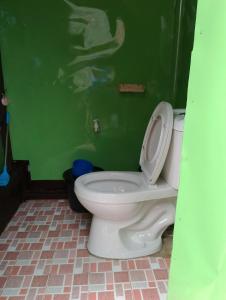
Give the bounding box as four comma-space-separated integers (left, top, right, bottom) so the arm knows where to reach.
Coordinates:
75, 102, 185, 259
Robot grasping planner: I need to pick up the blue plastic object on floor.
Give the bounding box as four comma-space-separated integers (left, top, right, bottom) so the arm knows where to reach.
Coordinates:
0, 112, 10, 187
72, 159, 93, 177
0, 166, 10, 187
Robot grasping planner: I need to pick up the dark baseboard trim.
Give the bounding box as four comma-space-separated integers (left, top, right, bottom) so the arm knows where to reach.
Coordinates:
0, 160, 30, 233
25, 180, 67, 200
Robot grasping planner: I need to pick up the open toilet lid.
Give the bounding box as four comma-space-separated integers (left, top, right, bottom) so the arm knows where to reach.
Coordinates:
140, 101, 173, 184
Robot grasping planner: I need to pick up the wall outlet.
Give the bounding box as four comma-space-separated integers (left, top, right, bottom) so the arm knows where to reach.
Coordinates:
93, 119, 101, 133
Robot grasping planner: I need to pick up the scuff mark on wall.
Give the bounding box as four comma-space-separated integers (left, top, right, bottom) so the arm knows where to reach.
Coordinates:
70, 66, 115, 93
32, 57, 43, 69
0, 10, 17, 36
56, 0, 125, 93
65, 0, 125, 49
0, 10, 16, 25
75, 143, 97, 152
160, 16, 167, 31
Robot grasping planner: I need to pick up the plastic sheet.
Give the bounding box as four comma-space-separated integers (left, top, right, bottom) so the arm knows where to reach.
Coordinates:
168, 1, 226, 299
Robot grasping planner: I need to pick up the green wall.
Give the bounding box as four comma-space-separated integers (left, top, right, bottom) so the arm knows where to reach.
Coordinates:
169, 0, 226, 299
0, 0, 194, 179
174, 0, 197, 108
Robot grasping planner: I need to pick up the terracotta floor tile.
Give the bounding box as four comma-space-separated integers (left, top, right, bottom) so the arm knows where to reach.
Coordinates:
142, 288, 160, 300
130, 270, 146, 282
64, 241, 77, 249
89, 273, 105, 284
4, 266, 20, 276
64, 287, 71, 293
59, 264, 74, 274
31, 275, 48, 287
135, 259, 150, 269
7, 296, 25, 300
43, 296, 53, 300
153, 269, 168, 280
41, 250, 54, 259
98, 291, 114, 300
114, 271, 130, 283
77, 249, 89, 257
4, 251, 19, 260
74, 273, 89, 285
30, 243, 43, 250
0, 244, 9, 251
0, 276, 7, 288
98, 262, 112, 272
19, 265, 35, 275
53, 295, 70, 300
47, 274, 64, 286
88, 292, 96, 300
125, 290, 133, 300
5, 276, 23, 288
132, 289, 142, 300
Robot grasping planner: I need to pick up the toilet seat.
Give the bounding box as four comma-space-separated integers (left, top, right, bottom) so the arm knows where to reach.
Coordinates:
140, 102, 173, 184
75, 171, 177, 204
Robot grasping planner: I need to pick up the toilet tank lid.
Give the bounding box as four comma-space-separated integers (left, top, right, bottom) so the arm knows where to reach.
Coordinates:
174, 114, 185, 132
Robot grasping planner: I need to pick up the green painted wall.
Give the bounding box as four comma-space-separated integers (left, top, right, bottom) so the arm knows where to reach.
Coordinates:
174, 0, 197, 108
0, 0, 194, 179
169, 0, 226, 299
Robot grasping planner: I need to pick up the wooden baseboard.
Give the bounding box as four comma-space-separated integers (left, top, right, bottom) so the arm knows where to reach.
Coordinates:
25, 180, 67, 199
0, 160, 30, 233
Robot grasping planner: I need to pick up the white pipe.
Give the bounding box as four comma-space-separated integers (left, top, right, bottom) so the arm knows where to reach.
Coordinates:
173, 0, 184, 100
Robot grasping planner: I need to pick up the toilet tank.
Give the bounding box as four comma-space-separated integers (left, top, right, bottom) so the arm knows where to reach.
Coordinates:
162, 110, 185, 189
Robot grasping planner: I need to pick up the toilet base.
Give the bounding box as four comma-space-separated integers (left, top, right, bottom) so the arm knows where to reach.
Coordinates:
87, 216, 164, 259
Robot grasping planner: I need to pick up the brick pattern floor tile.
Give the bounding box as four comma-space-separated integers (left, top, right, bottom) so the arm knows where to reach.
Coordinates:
0, 199, 170, 299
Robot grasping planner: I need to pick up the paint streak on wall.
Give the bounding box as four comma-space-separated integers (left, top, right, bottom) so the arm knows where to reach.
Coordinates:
56, 0, 125, 93
0, 9, 17, 37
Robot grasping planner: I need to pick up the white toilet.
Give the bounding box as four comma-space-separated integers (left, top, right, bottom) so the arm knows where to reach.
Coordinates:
75, 102, 185, 259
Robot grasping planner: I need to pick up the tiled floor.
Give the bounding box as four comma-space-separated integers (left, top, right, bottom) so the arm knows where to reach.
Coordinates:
0, 200, 171, 300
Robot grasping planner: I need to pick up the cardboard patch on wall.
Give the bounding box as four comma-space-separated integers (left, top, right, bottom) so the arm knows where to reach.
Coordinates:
119, 84, 145, 93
